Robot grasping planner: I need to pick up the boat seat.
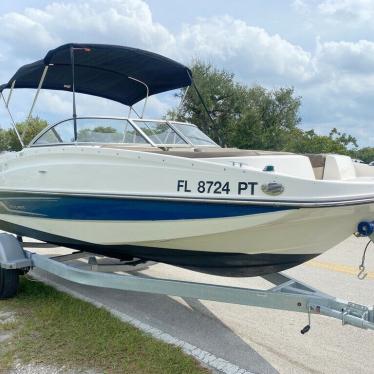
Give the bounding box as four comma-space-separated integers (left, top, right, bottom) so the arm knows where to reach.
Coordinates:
323, 154, 356, 180
304, 154, 326, 180
303, 154, 358, 180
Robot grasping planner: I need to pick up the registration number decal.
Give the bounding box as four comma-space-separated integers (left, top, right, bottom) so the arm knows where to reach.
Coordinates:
177, 180, 258, 195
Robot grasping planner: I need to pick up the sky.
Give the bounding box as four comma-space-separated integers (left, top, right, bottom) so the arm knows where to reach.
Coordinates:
0, 0, 373, 147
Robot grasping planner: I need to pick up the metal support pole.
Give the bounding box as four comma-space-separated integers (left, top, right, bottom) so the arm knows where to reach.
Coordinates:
192, 82, 215, 127
0, 92, 24, 148
128, 106, 142, 119
22, 65, 49, 142
186, 71, 216, 131
128, 77, 149, 119
69, 46, 91, 142
6, 80, 16, 108
26, 66, 48, 122
130, 106, 141, 119
177, 86, 189, 115
70, 47, 78, 141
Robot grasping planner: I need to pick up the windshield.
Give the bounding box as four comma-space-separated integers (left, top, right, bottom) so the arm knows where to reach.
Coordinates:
30, 117, 218, 148
171, 122, 217, 146
33, 118, 147, 145
132, 120, 187, 145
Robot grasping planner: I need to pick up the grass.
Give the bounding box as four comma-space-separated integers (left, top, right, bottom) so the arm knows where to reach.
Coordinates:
0, 277, 209, 373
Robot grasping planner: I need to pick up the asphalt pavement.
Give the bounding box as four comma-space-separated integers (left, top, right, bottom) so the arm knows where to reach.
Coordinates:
29, 236, 374, 374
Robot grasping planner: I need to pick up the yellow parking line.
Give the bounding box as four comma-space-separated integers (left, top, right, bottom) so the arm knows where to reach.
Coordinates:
306, 260, 374, 279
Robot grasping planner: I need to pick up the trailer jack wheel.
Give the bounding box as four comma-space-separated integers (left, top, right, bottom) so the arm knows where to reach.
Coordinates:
0, 267, 19, 299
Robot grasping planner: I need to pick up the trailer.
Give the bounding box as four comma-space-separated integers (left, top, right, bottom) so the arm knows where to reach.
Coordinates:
0, 233, 373, 334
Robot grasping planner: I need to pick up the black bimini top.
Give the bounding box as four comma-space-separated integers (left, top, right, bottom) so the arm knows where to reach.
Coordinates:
0, 43, 192, 106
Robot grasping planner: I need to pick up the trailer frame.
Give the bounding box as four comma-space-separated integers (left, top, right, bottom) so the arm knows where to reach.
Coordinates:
0, 233, 373, 334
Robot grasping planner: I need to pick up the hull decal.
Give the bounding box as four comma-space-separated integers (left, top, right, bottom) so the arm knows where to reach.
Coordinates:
0, 191, 292, 220
0, 188, 373, 207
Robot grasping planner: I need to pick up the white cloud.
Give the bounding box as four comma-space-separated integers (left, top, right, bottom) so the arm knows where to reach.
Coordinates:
178, 16, 314, 84
292, 0, 311, 14
0, 2, 313, 85
0, 0, 373, 146
0, 0, 175, 61
0, 12, 57, 61
316, 40, 374, 74
318, 0, 374, 23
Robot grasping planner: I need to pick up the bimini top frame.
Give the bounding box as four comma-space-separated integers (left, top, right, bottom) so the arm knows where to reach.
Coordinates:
0, 43, 218, 150
0, 43, 192, 107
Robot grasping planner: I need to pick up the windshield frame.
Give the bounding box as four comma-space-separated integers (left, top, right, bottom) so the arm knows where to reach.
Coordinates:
168, 121, 219, 147
29, 116, 152, 147
131, 119, 189, 147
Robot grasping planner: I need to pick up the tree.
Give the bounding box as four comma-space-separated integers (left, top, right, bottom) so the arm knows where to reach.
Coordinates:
169, 61, 302, 150
228, 86, 302, 150
350, 147, 374, 163
170, 61, 248, 146
0, 117, 48, 152
169, 61, 365, 156
285, 128, 357, 154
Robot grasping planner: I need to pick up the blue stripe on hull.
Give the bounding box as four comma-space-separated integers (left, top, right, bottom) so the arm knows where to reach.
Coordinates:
0, 193, 293, 220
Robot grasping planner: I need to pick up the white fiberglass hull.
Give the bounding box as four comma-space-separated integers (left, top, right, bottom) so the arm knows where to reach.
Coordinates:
0, 201, 371, 255
0, 145, 373, 275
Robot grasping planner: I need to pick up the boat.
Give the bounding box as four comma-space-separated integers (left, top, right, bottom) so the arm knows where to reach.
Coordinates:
0, 43, 373, 277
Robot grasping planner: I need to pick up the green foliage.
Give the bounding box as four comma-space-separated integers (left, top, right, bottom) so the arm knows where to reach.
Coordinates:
286, 128, 357, 154
170, 60, 367, 156
227, 86, 302, 150
170, 61, 247, 146
169, 61, 302, 149
0, 277, 207, 373
0, 117, 48, 152
91, 126, 117, 133
350, 147, 374, 163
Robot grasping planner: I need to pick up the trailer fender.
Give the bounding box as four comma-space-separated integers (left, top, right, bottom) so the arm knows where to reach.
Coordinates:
0, 233, 32, 270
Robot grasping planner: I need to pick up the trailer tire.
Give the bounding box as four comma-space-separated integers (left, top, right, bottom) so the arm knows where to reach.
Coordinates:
0, 267, 19, 299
